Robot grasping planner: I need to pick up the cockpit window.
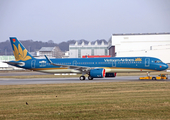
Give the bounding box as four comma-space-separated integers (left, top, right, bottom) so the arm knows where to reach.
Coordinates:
155, 60, 162, 63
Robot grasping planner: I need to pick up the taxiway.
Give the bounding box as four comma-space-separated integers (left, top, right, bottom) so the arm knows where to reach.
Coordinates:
0, 76, 169, 85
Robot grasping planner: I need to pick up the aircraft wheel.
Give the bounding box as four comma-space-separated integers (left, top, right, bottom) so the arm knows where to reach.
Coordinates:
80, 76, 85, 80
88, 76, 93, 80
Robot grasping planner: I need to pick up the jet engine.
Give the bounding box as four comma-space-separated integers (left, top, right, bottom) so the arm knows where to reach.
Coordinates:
89, 68, 105, 78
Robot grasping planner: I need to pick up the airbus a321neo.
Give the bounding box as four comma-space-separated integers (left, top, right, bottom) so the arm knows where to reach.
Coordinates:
5, 37, 168, 80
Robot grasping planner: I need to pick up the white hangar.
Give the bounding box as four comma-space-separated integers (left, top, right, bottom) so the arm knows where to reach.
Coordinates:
108, 33, 170, 63
69, 41, 109, 58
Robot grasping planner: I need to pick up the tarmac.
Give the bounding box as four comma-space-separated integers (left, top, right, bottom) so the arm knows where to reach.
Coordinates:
0, 73, 169, 85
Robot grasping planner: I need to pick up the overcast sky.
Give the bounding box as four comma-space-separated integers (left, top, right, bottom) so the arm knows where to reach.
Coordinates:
0, 0, 170, 43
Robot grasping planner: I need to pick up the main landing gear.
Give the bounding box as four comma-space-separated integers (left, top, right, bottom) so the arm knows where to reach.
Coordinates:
88, 76, 93, 80
79, 76, 93, 80
79, 76, 85, 80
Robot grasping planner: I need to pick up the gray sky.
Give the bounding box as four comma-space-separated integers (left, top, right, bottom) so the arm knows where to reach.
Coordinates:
0, 0, 170, 43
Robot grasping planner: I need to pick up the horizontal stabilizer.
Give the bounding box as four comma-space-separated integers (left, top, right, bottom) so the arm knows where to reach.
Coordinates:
4, 61, 20, 65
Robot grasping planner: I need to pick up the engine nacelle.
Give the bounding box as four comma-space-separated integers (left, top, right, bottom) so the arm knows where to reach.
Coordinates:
89, 68, 105, 78
105, 73, 117, 77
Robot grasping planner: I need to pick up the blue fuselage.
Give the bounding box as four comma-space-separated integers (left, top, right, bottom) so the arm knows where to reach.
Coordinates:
12, 56, 168, 73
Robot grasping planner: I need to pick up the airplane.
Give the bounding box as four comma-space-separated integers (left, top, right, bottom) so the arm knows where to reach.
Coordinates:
5, 37, 168, 80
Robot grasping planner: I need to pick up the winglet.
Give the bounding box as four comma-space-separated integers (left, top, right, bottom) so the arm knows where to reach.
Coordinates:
44, 55, 52, 64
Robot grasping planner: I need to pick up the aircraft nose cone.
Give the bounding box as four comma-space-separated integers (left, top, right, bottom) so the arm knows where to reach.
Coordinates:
163, 64, 169, 70
165, 64, 169, 69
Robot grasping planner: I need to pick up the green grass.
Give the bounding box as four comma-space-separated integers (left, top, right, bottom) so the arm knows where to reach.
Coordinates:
0, 82, 170, 119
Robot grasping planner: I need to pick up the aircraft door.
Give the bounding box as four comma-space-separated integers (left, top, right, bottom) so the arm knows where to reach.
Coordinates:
31, 60, 36, 68
145, 58, 150, 67
73, 60, 77, 66
112, 61, 116, 67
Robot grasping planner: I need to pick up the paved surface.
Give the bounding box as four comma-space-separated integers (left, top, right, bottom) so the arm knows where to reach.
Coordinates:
0, 71, 169, 85
0, 71, 48, 76
0, 76, 169, 85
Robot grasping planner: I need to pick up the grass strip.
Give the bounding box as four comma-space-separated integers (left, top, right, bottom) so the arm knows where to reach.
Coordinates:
0, 81, 170, 119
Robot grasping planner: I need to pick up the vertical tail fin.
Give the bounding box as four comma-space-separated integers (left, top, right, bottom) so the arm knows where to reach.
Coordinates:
9, 37, 35, 61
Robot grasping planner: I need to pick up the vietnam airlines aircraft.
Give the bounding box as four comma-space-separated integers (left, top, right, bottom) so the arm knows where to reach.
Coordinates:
5, 37, 168, 80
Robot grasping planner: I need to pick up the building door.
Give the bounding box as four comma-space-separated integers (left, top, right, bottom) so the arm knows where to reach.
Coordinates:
145, 58, 150, 67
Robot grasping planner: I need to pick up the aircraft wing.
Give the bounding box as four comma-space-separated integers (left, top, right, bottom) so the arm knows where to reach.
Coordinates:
44, 55, 92, 72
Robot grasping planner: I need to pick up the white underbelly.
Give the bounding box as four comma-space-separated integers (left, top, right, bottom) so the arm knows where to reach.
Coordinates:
37, 69, 81, 73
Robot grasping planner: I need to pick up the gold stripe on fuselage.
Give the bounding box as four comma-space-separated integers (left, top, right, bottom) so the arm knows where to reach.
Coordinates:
30, 67, 158, 73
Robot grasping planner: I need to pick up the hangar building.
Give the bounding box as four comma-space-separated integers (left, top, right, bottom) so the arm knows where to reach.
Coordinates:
69, 41, 109, 58
108, 33, 170, 63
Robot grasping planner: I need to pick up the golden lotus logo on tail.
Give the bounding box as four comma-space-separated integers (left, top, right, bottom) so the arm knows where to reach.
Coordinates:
135, 58, 142, 61
13, 44, 32, 61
